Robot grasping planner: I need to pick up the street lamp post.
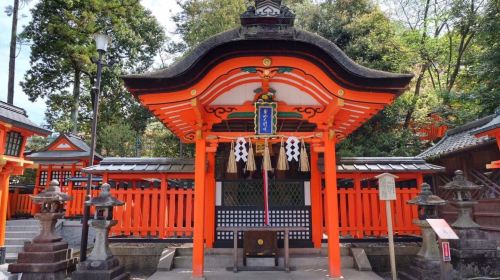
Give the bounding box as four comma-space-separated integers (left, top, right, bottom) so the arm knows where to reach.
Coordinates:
79, 33, 110, 262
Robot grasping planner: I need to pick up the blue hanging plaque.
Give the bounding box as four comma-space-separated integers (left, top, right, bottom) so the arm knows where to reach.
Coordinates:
255, 102, 277, 135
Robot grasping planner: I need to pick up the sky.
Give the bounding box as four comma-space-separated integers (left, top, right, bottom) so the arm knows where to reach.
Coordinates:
0, 0, 181, 126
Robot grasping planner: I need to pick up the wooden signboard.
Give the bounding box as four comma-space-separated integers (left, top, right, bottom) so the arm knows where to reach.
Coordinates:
375, 173, 399, 280
376, 173, 398, 200
426, 219, 459, 240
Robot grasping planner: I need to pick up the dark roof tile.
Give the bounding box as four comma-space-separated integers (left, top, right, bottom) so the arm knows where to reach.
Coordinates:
471, 110, 500, 136
84, 157, 195, 174
419, 114, 497, 159
0, 101, 51, 135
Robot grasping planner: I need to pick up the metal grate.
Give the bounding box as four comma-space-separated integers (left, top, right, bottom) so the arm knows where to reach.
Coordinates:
216, 180, 311, 247
62, 171, 72, 186
51, 171, 61, 183
222, 180, 304, 207
216, 206, 312, 246
74, 171, 82, 186
39, 171, 48, 186
4, 131, 23, 157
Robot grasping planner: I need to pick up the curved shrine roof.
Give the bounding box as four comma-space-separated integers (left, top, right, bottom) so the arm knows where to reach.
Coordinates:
122, 0, 414, 142
123, 28, 413, 95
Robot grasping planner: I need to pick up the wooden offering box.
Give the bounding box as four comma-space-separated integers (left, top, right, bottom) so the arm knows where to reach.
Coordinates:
243, 230, 278, 266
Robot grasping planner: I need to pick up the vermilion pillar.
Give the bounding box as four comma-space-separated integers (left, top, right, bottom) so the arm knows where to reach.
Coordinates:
0, 172, 10, 263
324, 132, 342, 278
192, 136, 207, 278
205, 150, 216, 248
310, 147, 323, 248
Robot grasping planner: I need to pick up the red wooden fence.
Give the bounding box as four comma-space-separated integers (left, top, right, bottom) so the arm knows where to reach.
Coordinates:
7, 190, 33, 218
110, 185, 194, 238
65, 187, 99, 217
8, 178, 421, 239
323, 187, 420, 238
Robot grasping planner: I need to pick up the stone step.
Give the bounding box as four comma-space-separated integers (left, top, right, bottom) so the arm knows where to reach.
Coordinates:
6, 219, 38, 226
173, 254, 354, 269
5, 245, 24, 254
5, 231, 38, 239
5, 225, 40, 232
5, 238, 31, 246
5, 253, 18, 263
176, 247, 193, 256
187, 246, 351, 257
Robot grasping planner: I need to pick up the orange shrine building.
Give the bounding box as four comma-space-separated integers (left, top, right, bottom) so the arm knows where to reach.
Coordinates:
24, 133, 103, 216
4, 0, 452, 278
0, 101, 50, 263
117, 0, 426, 278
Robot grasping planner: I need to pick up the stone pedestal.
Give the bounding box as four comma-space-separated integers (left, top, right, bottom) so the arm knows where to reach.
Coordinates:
447, 200, 498, 278
71, 220, 129, 280
450, 227, 498, 278
400, 220, 442, 280
400, 255, 441, 280
8, 212, 76, 280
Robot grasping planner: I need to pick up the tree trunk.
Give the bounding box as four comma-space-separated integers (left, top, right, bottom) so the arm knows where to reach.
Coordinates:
403, 64, 428, 128
71, 70, 81, 134
7, 0, 20, 105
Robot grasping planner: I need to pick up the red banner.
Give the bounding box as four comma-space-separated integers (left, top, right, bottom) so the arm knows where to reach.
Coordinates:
442, 241, 451, 262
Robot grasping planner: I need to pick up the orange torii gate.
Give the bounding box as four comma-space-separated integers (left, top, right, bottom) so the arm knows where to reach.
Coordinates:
121, 1, 414, 278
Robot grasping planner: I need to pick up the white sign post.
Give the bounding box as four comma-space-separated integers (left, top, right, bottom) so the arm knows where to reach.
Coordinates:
376, 173, 398, 280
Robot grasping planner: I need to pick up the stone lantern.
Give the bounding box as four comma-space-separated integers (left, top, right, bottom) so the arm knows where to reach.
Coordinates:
441, 170, 481, 228
71, 183, 129, 280
440, 170, 497, 278
407, 183, 446, 259
8, 180, 76, 280
400, 183, 446, 280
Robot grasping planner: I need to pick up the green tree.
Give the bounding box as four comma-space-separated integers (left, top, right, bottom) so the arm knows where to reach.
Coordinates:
21, 0, 165, 135
4, 0, 33, 104
141, 121, 194, 158
455, 0, 500, 117
99, 118, 137, 157
387, 0, 488, 127
173, 0, 249, 52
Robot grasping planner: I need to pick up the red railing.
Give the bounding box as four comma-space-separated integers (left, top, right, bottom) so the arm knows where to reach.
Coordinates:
8, 173, 421, 239
110, 185, 194, 238
65, 187, 99, 217
7, 190, 33, 218
323, 187, 420, 237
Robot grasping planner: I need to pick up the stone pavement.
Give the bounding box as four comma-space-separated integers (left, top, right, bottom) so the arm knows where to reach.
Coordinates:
147, 268, 384, 280
0, 263, 15, 280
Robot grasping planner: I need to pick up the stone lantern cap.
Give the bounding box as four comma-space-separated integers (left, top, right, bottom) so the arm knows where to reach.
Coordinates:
85, 183, 124, 207
30, 179, 72, 205
440, 170, 481, 201
407, 183, 446, 206
441, 170, 481, 192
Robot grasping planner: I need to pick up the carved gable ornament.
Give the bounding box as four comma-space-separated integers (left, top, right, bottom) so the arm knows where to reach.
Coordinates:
255, 0, 281, 16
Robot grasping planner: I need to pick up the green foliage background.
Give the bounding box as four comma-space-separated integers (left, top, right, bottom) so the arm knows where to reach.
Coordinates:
16, 0, 500, 159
